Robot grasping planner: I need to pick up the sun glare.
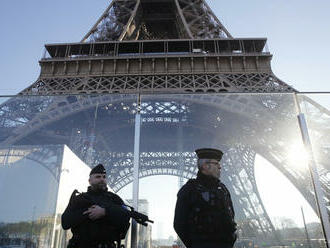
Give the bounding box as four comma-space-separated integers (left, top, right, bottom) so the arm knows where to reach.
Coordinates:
286, 141, 310, 170
255, 154, 319, 227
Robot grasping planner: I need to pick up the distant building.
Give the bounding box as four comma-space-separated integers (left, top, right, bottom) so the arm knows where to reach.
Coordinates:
126, 199, 152, 248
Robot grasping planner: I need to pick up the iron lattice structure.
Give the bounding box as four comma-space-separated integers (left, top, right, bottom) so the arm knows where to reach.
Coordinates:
81, 0, 232, 41
2, 0, 330, 244
21, 73, 292, 95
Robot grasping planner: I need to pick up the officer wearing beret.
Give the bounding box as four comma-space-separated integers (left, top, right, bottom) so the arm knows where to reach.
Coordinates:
174, 148, 237, 248
62, 164, 130, 248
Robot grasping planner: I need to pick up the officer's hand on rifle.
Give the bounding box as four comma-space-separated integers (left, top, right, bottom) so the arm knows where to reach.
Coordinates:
83, 205, 106, 220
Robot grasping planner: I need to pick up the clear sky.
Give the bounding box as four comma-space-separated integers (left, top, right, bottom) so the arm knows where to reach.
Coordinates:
0, 0, 330, 94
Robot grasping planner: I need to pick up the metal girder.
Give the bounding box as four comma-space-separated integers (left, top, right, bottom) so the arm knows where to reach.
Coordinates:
82, 0, 138, 42
119, 0, 141, 41
105, 151, 197, 191
82, 0, 232, 41
20, 73, 294, 95
177, 0, 232, 39
223, 146, 279, 240
174, 0, 194, 39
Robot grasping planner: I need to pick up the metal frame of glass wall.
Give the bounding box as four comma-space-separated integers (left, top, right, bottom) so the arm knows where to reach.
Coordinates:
0, 92, 329, 248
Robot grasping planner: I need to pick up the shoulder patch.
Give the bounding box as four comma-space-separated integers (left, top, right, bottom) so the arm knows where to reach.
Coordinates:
106, 191, 124, 204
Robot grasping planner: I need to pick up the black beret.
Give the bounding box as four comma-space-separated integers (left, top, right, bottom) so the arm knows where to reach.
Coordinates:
195, 148, 223, 161
90, 164, 106, 176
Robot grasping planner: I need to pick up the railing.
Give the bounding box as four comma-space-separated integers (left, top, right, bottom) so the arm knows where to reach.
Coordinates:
42, 38, 270, 60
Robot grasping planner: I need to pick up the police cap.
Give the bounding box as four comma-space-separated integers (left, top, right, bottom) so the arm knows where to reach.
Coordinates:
90, 164, 106, 176
195, 148, 223, 161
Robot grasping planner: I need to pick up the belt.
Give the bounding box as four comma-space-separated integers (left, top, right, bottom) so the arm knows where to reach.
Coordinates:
80, 241, 116, 248
97, 242, 116, 248
97, 244, 114, 248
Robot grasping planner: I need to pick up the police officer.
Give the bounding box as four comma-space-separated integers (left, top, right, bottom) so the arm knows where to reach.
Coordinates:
62, 164, 130, 248
174, 148, 237, 248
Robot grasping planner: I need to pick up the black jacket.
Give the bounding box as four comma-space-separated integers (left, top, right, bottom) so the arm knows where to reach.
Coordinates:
174, 172, 237, 248
62, 187, 130, 246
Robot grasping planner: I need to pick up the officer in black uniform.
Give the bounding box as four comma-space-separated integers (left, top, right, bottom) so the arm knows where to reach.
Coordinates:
62, 164, 130, 248
174, 148, 237, 248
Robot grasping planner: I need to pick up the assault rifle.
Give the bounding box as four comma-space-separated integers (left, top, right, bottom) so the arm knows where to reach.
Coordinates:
67, 190, 153, 248
70, 190, 153, 226
123, 204, 154, 226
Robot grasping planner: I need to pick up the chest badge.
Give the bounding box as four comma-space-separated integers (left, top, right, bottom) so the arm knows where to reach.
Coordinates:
201, 192, 210, 202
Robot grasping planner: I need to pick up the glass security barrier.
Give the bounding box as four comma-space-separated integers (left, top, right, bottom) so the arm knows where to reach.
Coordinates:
297, 94, 330, 180
0, 97, 10, 105
0, 94, 138, 248
297, 93, 330, 245
136, 93, 326, 248
0, 93, 328, 248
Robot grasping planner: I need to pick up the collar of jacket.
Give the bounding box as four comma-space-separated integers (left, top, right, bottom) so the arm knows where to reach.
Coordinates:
196, 171, 220, 188
87, 186, 108, 194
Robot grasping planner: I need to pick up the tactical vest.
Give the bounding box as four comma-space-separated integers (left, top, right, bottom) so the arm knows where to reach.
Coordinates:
67, 191, 127, 246
187, 179, 236, 242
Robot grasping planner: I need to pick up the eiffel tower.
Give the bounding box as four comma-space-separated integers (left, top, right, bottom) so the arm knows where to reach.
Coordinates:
19, 0, 294, 95
1, 0, 329, 245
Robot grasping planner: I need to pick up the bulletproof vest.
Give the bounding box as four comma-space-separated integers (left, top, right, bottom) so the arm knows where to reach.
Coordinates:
69, 191, 124, 244
188, 180, 236, 239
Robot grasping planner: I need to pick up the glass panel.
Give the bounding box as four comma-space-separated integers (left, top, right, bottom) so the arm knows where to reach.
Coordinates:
0, 93, 327, 248
0, 97, 10, 105
297, 93, 330, 232
0, 94, 138, 248
0, 145, 62, 248
138, 93, 326, 248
